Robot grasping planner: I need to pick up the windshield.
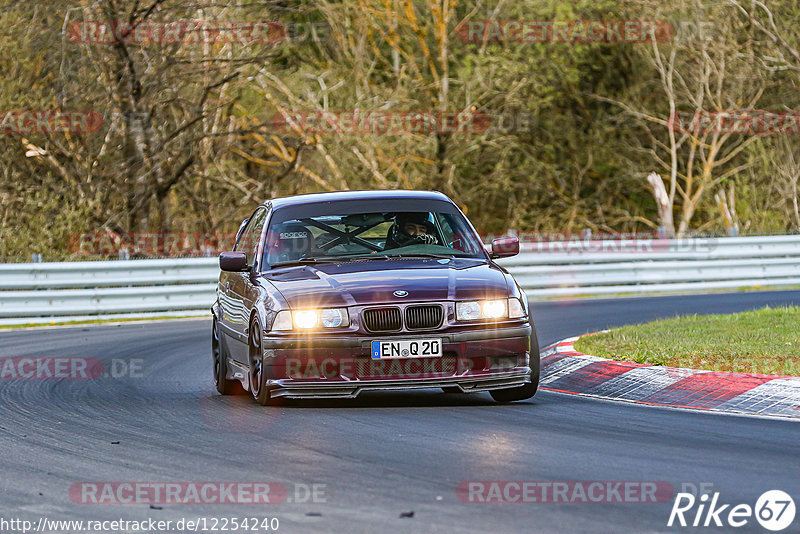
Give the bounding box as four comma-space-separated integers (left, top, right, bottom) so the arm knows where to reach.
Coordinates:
262, 203, 486, 267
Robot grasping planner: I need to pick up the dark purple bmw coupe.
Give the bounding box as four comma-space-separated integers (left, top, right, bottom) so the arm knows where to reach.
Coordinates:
212, 190, 538, 405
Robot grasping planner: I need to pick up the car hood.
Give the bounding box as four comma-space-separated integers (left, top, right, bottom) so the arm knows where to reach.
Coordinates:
261, 258, 510, 308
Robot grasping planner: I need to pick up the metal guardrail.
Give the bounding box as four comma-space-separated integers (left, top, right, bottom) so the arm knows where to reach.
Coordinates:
2, 236, 800, 325
499, 235, 800, 297
0, 259, 219, 325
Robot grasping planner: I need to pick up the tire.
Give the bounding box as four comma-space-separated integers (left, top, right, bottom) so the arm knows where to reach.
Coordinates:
248, 320, 274, 406
212, 318, 244, 395
490, 326, 540, 403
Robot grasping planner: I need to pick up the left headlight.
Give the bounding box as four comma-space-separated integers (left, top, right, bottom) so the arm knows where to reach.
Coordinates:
456, 298, 525, 321
291, 308, 350, 330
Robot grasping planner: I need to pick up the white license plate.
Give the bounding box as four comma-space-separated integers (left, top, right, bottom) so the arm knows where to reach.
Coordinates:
371, 339, 442, 360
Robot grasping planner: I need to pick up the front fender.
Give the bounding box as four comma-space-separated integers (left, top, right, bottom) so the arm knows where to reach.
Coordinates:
251, 277, 290, 333
252, 299, 270, 333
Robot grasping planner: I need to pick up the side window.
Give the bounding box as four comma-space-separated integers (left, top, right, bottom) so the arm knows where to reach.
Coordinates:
242, 209, 267, 268
234, 208, 267, 267
436, 213, 480, 253
233, 216, 254, 253
232, 218, 250, 250
435, 214, 455, 245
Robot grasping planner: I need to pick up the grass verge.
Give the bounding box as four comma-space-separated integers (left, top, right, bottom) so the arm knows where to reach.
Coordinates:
573, 306, 800, 376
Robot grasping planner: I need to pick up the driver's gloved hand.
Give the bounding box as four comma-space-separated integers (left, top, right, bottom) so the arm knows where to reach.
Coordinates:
412, 233, 438, 245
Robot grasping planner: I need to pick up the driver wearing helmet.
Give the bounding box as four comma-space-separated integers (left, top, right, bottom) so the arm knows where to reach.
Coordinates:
384, 212, 439, 250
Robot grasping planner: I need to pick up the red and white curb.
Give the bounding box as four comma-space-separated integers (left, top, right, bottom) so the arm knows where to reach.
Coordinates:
540, 335, 800, 418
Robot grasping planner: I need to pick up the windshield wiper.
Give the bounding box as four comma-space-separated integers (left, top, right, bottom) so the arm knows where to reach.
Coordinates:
344, 252, 461, 260
269, 257, 343, 268
393, 252, 457, 259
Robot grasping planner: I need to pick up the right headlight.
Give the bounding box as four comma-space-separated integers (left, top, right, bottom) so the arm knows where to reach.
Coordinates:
456, 298, 526, 321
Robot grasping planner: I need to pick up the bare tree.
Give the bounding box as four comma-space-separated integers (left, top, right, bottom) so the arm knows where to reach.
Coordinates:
598, 1, 770, 236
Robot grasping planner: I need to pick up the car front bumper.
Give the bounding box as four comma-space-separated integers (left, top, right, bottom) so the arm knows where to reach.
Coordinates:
257, 324, 533, 399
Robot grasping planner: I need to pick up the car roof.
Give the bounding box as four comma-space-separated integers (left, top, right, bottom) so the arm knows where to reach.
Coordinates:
264, 190, 452, 210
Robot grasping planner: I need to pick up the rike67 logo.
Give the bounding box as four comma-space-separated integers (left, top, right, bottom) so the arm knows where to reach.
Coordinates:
668, 490, 795, 531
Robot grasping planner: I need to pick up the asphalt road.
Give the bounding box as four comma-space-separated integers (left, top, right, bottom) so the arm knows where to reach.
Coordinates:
1, 290, 799, 533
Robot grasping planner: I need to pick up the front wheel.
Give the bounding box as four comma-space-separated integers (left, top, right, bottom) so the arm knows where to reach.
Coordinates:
213, 318, 244, 395
490, 327, 540, 403
249, 321, 274, 406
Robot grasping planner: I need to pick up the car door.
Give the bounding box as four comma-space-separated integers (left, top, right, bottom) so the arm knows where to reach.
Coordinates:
227, 206, 268, 365
218, 215, 249, 337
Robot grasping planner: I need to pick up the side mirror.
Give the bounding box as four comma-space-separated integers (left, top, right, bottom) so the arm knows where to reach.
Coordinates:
490, 236, 520, 259
219, 251, 248, 272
